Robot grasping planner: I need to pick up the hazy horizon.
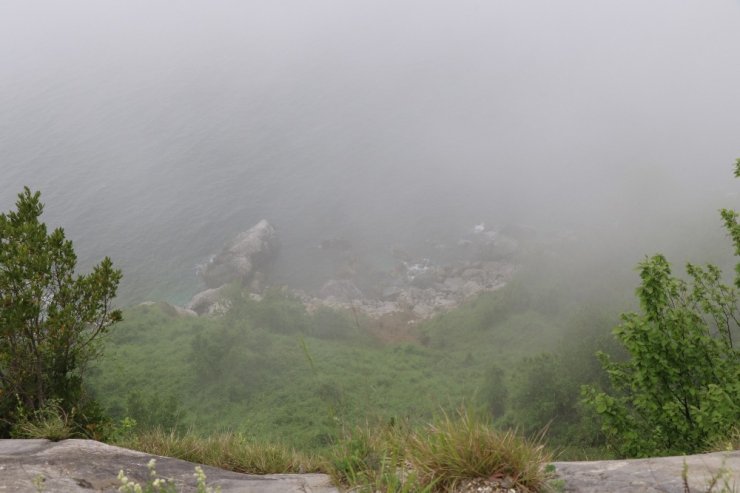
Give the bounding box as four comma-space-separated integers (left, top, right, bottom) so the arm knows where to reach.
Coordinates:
2, 0, 740, 304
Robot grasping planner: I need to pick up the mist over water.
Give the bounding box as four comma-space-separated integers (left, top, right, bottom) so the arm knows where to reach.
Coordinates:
2, 1, 740, 304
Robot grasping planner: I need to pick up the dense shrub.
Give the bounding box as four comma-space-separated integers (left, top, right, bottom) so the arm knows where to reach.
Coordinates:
584, 162, 740, 457
0, 188, 121, 437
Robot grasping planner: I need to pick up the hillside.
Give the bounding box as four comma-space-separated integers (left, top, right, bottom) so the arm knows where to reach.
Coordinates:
89, 240, 628, 452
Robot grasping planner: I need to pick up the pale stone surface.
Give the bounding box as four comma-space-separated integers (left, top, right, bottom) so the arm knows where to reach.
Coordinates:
138, 301, 197, 318
551, 451, 740, 493
186, 222, 520, 321
301, 261, 517, 323
198, 220, 278, 289
1, 439, 738, 492
0, 439, 338, 493
187, 285, 231, 315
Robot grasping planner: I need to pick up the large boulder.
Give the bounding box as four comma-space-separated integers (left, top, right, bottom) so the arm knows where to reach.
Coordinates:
138, 301, 197, 318
199, 220, 278, 289
187, 286, 231, 316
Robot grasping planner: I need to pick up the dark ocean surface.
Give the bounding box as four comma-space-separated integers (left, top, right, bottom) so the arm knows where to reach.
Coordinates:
3, 1, 740, 304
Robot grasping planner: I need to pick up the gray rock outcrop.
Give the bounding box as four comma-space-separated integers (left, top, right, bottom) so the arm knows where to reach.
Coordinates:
0, 439, 338, 493
199, 220, 278, 289
138, 301, 197, 318
302, 260, 516, 322
182, 223, 527, 321
186, 285, 231, 316
186, 220, 279, 316
551, 451, 740, 493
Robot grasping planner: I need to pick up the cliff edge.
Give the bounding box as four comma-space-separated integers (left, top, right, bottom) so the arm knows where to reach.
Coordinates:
0, 439, 738, 492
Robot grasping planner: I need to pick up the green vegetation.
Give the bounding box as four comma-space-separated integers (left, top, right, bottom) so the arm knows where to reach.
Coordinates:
88, 159, 737, 469
116, 430, 320, 475
584, 255, 740, 457
112, 409, 553, 493
0, 188, 122, 438
10, 399, 75, 441
710, 426, 740, 453
404, 409, 551, 492
326, 408, 553, 492
584, 162, 740, 458
88, 257, 621, 453
5, 162, 740, 491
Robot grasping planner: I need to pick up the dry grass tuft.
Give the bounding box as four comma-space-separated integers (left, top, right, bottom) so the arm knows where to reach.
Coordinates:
116, 428, 321, 474
327, 409, 553, 492
117, 409, 553, 492
708, 426, 740, 453
405, 409, 552, 492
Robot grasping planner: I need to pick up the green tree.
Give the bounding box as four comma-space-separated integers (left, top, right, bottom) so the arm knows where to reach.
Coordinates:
584, 162, 740, 457
505, 330, 614, 447
0, 188, 122, 436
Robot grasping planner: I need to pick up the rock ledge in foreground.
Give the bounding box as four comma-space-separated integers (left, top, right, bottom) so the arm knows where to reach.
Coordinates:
0, 439, 338, 493
551, 450, 740, 493
1, 439, 738, 493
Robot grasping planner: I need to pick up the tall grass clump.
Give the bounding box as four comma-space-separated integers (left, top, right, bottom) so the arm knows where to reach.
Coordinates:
10, 399, 74, 441
709, 426, 740, 453
327, 409, 552, 492
405, 409, 552, 492
116, 428, 320, 474
327, 423, 433, 493
326, 424, 396, 486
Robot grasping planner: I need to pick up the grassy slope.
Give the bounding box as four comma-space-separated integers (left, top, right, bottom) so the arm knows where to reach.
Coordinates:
89, 247, 630, 451
90, 302, 546, 447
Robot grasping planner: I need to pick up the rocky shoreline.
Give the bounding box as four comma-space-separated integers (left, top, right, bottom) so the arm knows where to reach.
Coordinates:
168, 220, 519, 323
296, 259, 516, 321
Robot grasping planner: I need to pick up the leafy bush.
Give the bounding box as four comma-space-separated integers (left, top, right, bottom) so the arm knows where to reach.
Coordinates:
584, 161, 740, 459
584, 254, 740, 457
308, 306, 358, 340
0, 188, 121, 437
125, 391, 182, 431
507, 354, 574, 436
504, 317, 620, 448
245, 288, 309, 334
482, 365, 507, 418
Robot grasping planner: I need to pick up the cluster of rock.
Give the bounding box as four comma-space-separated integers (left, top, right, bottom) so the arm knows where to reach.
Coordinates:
300, 260, 516, 321
158, 220, 517, 322
186, 220, 279, 315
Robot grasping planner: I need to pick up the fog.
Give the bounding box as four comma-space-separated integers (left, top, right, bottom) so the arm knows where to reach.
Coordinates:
2, 0, 740, 304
